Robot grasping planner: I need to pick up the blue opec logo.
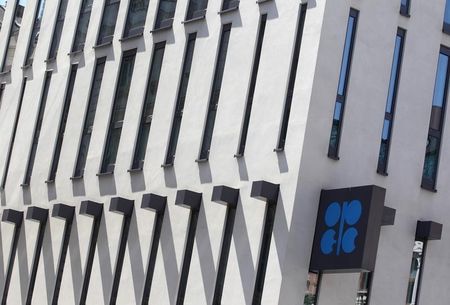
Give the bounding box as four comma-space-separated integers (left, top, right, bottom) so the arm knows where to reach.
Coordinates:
320, 200, 362, 255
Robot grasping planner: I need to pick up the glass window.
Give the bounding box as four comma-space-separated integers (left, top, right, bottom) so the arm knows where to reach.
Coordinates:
356, 272, 372, 305
154, 0, 176, 30
276, 4, 307, 151
100, 49, 136, 174
97, 0, 120, 45
304, 272, 320, 305
444, 0, 450, 33
1, 0, 26, 72
1, 78, 27, 189
24, 0, 46, 66
48, 0, 70, 59
328, 9, 358, 158
377, 28, 405, 175
23, 71, 52, 186
221, 0, 238, 11
198, 24, 231, 161
421, 48, 449, 191
185, 0, 207, 20
72, 0, 94, 52
131, 42, 165, 170
406, 240, 425, 305
164, 33, 197, 166
400, 0, 410, 16
73, 58, 106, 178
48, 65, 78, 182
236, 14, 267, 157
123, 0, 149, 38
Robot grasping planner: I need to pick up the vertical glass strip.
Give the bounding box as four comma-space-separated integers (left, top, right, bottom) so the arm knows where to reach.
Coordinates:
24, 0, 46, 66
1, 78, 26, 189
73, 57, 106, 178
163, 33, 197, 166
400, 0, 410, 16
1, 0, 26, 71
100, 49, 136, 174
355, 272, 372, 305
22, 71, 52, 186
236, 14, 267, 157
275, 4, 307, 151
303, 272, 321, 305
198, 23, 231, 161
406, 240, 426, 305
47, 65, 78, 182
328, 9, 358, 159
48, 0, 70, 59
97, 0, 120, 45
377, 28, 405, 175
130, 42, 166, 170
421, 48, 450, 191
71, 0, 94, 52
444, 0, 450, 34
123, 0, 150, 38
153, 0, 177, 30
221, 0, 239, 11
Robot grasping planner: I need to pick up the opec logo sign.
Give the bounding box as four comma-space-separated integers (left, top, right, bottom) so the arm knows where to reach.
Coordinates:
321, 200, 362, 255
310, 185, 386, 273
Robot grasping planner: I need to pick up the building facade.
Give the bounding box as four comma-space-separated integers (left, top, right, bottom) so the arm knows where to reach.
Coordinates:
0, 0, 448, 304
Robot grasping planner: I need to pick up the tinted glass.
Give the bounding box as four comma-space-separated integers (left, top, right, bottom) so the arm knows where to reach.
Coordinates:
48, 0, 70, 59
24, 0, 46, 66
186, 0, 207, 20
123, 0, 149, 38
154, 0, 176, 29
72, 0, 94, 52
2, 0, 26, 71
445, 0, 450, 24
406, 241, 425, 305
97, 0, 120, 45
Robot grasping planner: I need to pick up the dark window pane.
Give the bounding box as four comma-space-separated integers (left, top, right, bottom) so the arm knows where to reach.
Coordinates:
48, 65, 77, 182
186, 0, 207, 20
23, 71, 52, 185
236, 14, 267, 156
198, 24, 231, 160
1, 0, 26, 71
48, 0, 70, 59
328, 9, 358, 158
72, 0, 94, 52
97, 0, 120, 45
406, 240, 425, 305
100, 50, 136, 173
422, 135, 440, 183
445, 0, 450, 25
73, 58, 106, 178
377, 29, 405, 174
164, 33, 196, 165
221, 0, 238, 11
123, 0, 149, 38
303, 272, 320, 305
356, 272, 372, 305
400, 0, 410, 15
131, 42, 165, 169
154, 0, 176, 29
24, 0, 46, 66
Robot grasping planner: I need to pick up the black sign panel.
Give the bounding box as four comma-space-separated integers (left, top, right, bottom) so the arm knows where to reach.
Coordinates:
310, 185, 386, 273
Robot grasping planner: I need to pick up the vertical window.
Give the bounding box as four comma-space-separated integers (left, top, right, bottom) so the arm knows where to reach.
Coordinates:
328, 9, 358, 159
400, 0, 410, 16
185, 0, 207, 21
221, 0, 239, 11
130, 42, 165, 170
99, 49, 136, 174
377, 28, 405, 175
1, 0, 26, 72
406, 239, 425, 305
47, 0, 70, 59
421, 47, 450, 191
0, 84, 5, 106
71, 0, 94, 52
303, 272, 321, 305
275, 4, 307, 151
1, 78, 27, 189
22, 71, 52, 186
236, 14, 267, 157
444, 0, 450, 34
47, 65, 78, 182
153, 0, 176, 30
356, 272, 372, 305
24, 0, 46, 66
97, 0, 120, 45
197, 24, 231, 161
163, 33, 197, 166
73, 58, 106, 178
123, 0, 150, 38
